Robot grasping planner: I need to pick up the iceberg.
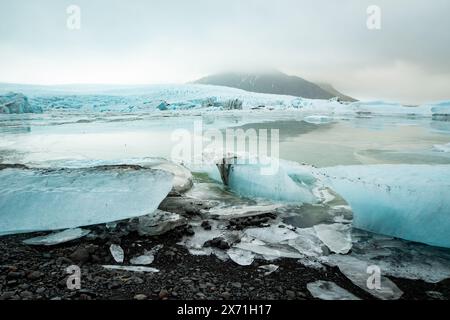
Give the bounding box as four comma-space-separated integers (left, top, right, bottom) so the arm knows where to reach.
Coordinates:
323, 165, 450, 248
307, 280, 360, 300
0, 165, 173, 235
204, 158, 324, 204
430, 101, 450, 120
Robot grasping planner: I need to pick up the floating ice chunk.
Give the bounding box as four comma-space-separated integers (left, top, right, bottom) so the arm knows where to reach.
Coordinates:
227, 248, 255, 266
102, 265, 159, 273
109, 244, 125, 263
137, 210, 187, 236
325, 255, 403, 300
323, 165, 450, 248
313, 223, 352, 254
430, 101, 450, 120
23, 228, 90, 246
202, 157, 322, 203
432, 143, 450, 153
0, 166, 173, 235
258, 264, 279, 275
307, 280, 360, 300
304, 115, 333, 124
245, 224, 299, 243
226, 161, 319, 203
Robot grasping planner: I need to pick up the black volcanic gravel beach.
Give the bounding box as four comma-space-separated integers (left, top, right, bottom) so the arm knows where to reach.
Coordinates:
1, 225, 449, 301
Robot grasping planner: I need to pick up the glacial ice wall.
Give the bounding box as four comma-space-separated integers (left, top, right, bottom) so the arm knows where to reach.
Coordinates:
0, 92, 42, 114
1, 84, 448, 117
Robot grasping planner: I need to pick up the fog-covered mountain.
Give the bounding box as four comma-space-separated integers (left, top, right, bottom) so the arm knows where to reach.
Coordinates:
193, 71, 355, 101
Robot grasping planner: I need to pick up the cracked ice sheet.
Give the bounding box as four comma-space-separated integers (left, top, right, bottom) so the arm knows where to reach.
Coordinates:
347, 229, 450, 283
0, 166, 173, 235
307, 281, 360, 300
244, 224, 300, 243
324, 255, 403, 300
313, 223, 352, 254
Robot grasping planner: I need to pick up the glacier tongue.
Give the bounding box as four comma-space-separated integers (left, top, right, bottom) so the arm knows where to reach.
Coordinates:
0, 165, 173, 235
322, 165, 450, 248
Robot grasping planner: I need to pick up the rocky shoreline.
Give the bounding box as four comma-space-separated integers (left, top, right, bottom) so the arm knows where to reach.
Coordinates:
1, 220, 449, 301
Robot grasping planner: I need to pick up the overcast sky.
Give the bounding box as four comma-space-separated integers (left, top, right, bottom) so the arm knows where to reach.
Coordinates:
0, 0, 449, 104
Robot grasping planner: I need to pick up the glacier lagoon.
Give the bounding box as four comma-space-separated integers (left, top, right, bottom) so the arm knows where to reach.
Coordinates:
0, 84, 450, 296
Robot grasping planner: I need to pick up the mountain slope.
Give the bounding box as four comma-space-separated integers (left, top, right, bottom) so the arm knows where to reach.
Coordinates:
193, 71, 355, 101
316, 83, 357, 102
